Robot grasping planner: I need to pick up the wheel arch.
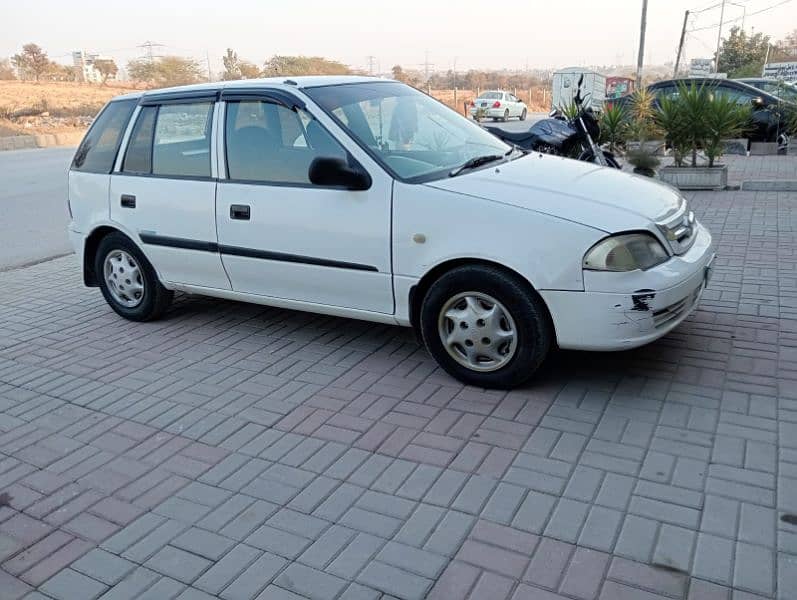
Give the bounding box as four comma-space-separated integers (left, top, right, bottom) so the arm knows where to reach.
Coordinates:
82, 225, 143, 287
407, 258, 554, 336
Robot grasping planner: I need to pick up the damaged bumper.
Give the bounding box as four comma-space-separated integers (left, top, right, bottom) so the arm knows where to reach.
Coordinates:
540, 223, 715, 351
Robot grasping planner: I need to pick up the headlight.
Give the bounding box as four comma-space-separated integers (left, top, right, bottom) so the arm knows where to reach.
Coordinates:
583, 233, 669, 272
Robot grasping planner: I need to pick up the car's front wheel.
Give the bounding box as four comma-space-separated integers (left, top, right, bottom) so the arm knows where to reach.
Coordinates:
520, 108, 527, 121
95, 232, 173, 321
419, 265, 552, 388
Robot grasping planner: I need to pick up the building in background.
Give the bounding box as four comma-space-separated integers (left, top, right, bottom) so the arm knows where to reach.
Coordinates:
71, 50, 115, 83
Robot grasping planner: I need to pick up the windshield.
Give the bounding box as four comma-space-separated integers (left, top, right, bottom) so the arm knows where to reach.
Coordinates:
305, 82, 511, 182
757, 81, 797, 103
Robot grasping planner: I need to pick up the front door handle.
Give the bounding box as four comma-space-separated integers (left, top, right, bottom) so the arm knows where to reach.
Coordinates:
121, 194, 136, 208
230, 204, 250, 220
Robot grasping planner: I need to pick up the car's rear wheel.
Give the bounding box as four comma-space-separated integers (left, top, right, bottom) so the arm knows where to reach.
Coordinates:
520, 108, 527, 121
95, 232, 172, 321
419, 265, 552, 388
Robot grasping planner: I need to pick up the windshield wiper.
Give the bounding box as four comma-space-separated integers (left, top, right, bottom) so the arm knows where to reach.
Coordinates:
449, 154, 504, 177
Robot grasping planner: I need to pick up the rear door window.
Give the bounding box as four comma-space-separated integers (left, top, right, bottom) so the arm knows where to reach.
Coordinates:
71, 99, 137, 173
152, 102, 213, 178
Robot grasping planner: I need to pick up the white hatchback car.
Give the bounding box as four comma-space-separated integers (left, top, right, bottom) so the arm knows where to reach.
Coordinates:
68, 76, 715, 388
470, 90, 527, 121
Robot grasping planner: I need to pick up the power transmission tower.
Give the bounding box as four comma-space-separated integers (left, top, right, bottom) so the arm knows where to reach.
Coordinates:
636, 0, 648, 85
138, 41, 165, 63
422, 50, 434, 82
366, 55, 376, 75
674, 10, 690, 77
714, 0, 727, 73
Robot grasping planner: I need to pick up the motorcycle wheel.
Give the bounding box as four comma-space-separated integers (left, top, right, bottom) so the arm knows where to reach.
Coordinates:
502, 109, 509, 122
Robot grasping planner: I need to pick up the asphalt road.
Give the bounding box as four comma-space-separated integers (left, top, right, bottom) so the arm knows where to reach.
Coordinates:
474, 112, 548, 132
0, 146, 74, 270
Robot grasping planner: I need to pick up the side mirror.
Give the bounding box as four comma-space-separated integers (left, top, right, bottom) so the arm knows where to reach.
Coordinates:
308, 156, 371, 191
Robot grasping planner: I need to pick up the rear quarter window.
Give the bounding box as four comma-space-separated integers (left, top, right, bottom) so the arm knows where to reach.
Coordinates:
71, 99, 137, 173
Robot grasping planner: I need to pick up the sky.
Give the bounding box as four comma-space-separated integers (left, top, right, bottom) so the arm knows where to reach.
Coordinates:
1, 0, 795, 74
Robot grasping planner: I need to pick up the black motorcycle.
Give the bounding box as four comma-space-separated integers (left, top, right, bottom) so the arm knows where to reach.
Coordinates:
483, 75, 621, 168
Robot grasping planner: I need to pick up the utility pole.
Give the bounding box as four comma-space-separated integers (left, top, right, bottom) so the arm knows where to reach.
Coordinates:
206, 51, 212, 82
366, 55, 376, 75
714, 0, 727, 73
674, 10, 690, 77
636, 0, 648, 86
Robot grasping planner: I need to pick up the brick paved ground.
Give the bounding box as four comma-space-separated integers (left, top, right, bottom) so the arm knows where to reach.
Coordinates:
1, 186, 797, 599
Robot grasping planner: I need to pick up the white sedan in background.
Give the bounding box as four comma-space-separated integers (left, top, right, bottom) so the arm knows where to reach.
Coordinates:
470, 90, 527, 121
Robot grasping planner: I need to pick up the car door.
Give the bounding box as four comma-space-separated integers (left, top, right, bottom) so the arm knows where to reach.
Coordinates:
109, 96, 230, 289
215, 91, 393, 314
507, 93, 519, 117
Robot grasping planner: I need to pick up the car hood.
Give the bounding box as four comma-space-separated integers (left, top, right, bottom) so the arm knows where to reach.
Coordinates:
425, 153, 685, 233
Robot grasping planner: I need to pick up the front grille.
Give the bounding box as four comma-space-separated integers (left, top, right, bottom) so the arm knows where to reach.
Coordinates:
652, 284, 702, 329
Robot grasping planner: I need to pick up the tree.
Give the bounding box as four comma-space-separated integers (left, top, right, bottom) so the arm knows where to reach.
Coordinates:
127, 56, 202, 87
715, 26, 770, 78
93, 59, 118, 85
222, 48, 241, 80
127, 58, 157, 83
11, 43, 52, 82
222, 49, 260, 80
0, 59, 14, 80
771, 29, 797, 61
239, 61, 260, 79
156, 56, 202, 85
262, 55, 351, 77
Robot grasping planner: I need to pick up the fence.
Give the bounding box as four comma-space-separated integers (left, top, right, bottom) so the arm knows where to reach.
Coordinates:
428, 87, 550, 115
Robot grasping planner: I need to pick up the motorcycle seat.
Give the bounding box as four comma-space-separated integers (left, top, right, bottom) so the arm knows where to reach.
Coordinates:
482, 126, 536, 143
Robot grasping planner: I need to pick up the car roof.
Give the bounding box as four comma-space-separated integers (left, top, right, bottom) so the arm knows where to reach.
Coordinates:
648, 77, 781, 100
110, 75, 395, 102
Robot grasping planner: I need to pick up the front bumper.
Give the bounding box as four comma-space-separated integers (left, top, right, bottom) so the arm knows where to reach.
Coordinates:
540, 223, 715, 351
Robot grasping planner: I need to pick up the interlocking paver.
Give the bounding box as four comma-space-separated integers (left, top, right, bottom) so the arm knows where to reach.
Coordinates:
1, 179, 797, 598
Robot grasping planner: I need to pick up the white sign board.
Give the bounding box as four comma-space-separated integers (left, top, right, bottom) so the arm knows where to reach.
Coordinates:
763, 62, 797, 82
690, 58, 713, 77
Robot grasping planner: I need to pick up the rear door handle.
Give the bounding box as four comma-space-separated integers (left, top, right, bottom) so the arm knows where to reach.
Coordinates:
230, 204, 250, 220
121, 194, 136, 208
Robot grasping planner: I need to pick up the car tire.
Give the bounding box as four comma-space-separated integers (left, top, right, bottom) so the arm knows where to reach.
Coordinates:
502, 109, 509, 122
419, 265, 552, 389
520, 108, 527, 121
95, 231, 173, 322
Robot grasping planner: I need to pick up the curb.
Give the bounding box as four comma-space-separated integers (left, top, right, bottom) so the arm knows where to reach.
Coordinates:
0, 132, 83, 152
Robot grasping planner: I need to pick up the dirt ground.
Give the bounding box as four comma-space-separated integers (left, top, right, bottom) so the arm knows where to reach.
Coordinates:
0, 81, 549, 137
0, 81, 142, 136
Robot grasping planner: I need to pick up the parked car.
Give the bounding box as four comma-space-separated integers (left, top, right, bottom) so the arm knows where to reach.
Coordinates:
68, 76, 715, 388
734, 78, 797, 103
470, 90, 527, 121
612, 78, 793, 143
